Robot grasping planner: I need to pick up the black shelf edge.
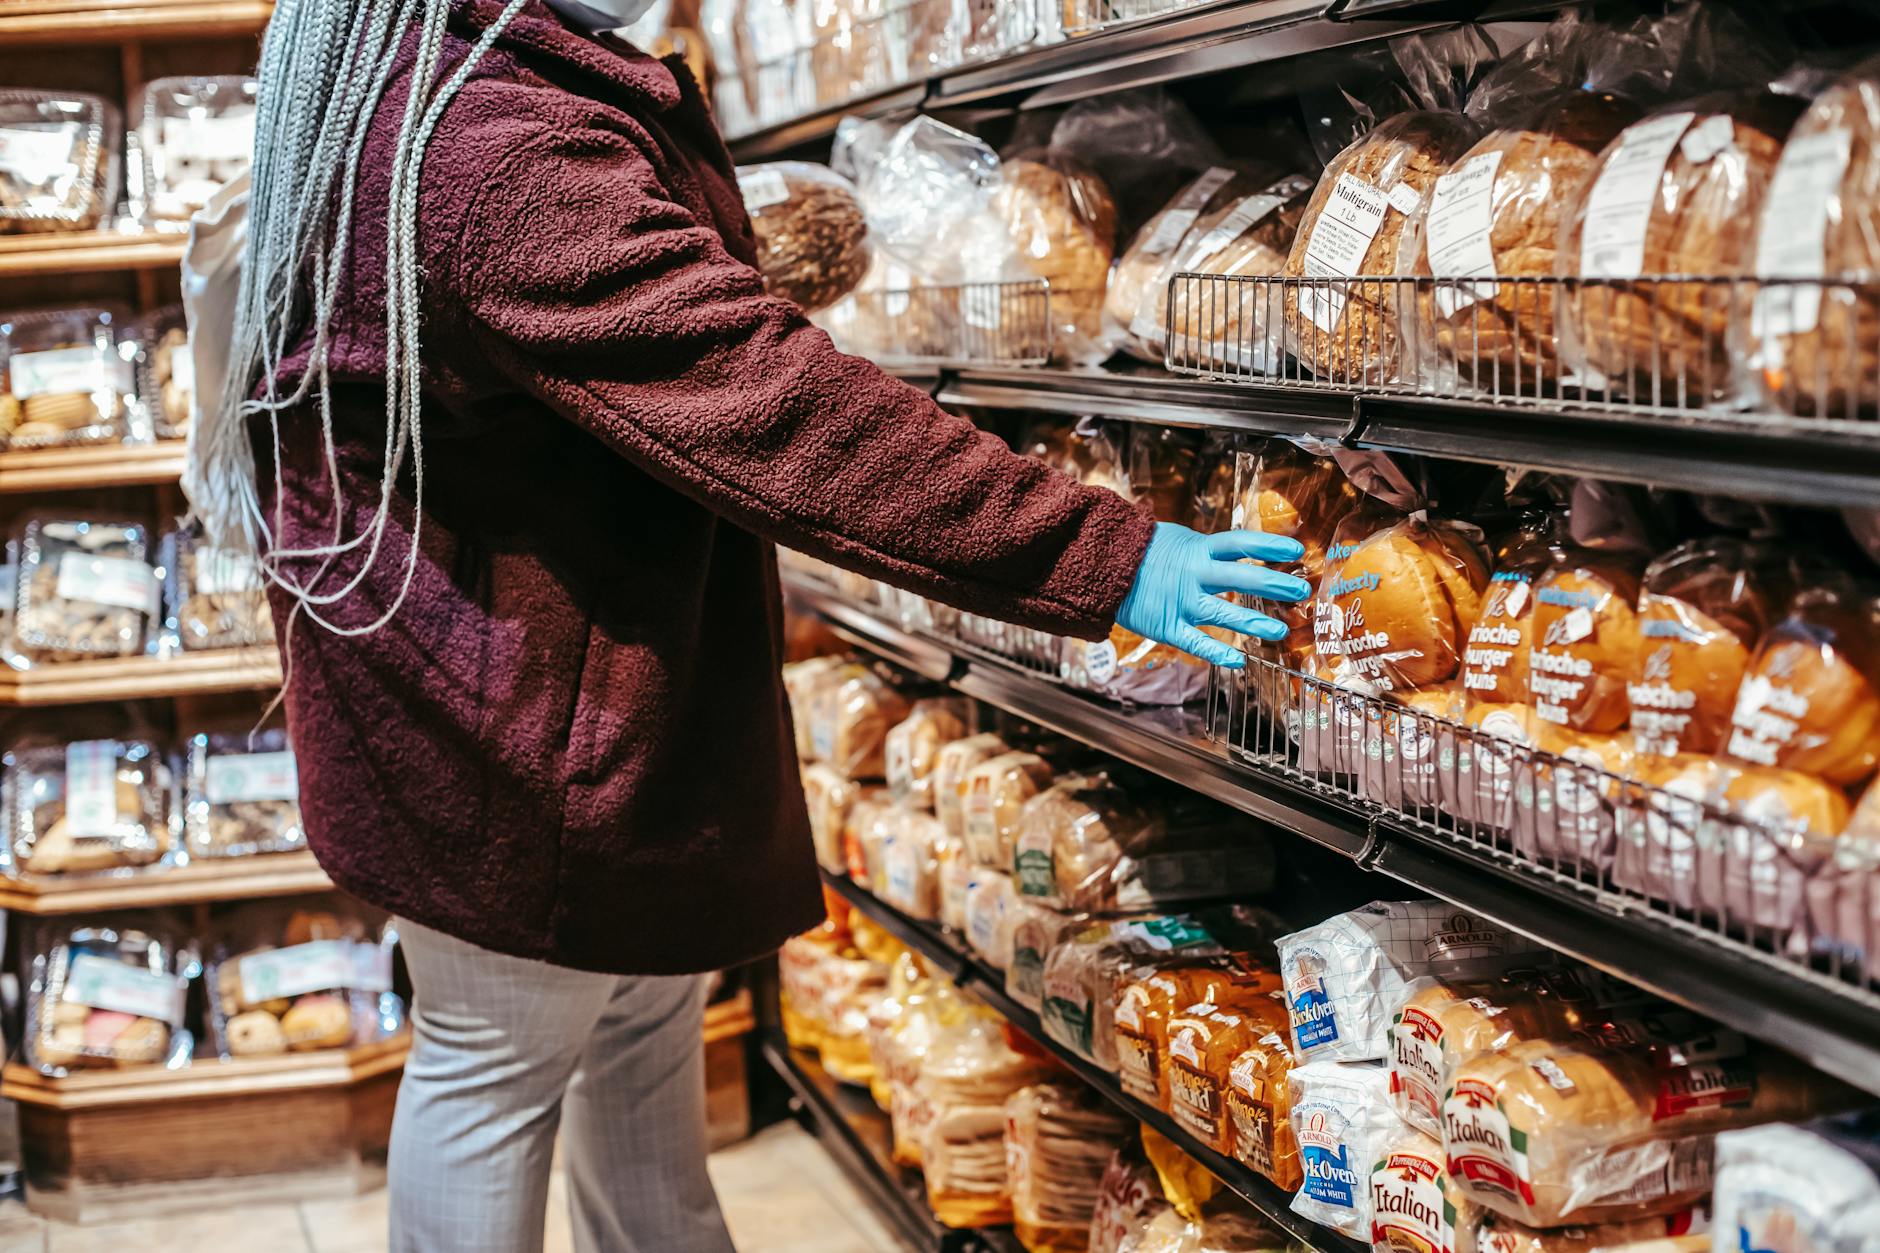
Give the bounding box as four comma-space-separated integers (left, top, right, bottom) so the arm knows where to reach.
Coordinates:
784, 577, 1880, 1098
908, 364, 1880, 511
726, 83, 925, 162
820, 870, 1367, 1253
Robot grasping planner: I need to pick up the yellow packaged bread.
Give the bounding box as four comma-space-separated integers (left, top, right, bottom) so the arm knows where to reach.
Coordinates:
1317, 515, 1489, 695
1443, 1033, 1851, 1227
1223, 1016, 1302, 1191
1725, 584, 1880, 787
962, 750, 1055, 869
885, 699, 969, 809
1115, 960, 1280, 1110
935, 733, 1009, 842
1163, 989, 1288, 1156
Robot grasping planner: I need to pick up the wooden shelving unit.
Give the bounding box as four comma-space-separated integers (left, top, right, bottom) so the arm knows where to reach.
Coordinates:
0, 231, 187, 278
0, 1, 271, 46
0, 438, 186, 492
1, 1034, 411, 1110
0, 648, 281, 705
0, 849, 330, 913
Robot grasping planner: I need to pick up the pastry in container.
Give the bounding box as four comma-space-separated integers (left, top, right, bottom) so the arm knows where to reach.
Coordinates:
161, 524, 274, 651
183, 727, 304, 860
12, 517, 157, 664
1005, 1080, 1137, 1253
0, 90, 120, 234
208, 903, 403, 1058
127, 305, 192, 439
139, 76, 257, 225
5, 738, 172, 876
25, 914, 195, 1073
0, 306, 134, 449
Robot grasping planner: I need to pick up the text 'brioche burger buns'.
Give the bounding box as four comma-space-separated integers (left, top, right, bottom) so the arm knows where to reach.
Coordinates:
1415, 91, 1641, 392
1320, 518, 1489, 693
1283, 111, 1481, 385
1727, 586, 1880, 787
1630, 540, 1783, 759
1462, 531, 1555, 705
1527, 558, 1642, 735
1749, 62, 1880, 419
1562, 93, 1803, 405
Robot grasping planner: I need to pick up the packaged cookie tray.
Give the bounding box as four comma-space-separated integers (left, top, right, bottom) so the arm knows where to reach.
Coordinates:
4, 738, 175, 878
138, 75, 257, 226
206, 905, 403, 1059
0, 306, 136, 451
11, 516, 159, 664
0, 89, 121, 235
1160, 271, 1880, 423
1215, 653, 1871, 985
126, 305, 192, 440
160, 525, 273, 653
24, 915, 197, 1075
183, 728, 304, 860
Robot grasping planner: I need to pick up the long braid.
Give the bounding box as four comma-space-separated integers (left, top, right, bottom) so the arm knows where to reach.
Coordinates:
188, 0, 531, 640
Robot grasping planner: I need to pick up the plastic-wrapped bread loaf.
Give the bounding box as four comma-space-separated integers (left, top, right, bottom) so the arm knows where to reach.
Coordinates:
1711, 1115, 1880, 1253
806, 666, 911, 779
934, 733, 1008, 842
1107, 165, 1243, 356
1443, 1032, 1855, 1227
962, 750, 1054, 869
1315, 515, 1490, 696
992, 156, 1119, 365
802, 764, 858, 874
737, 162, 873, 312
1725, 582, 1880, 787
1561, 94, 1802, 407
884, 699, 969, 809
1163, 988, 1288, 1155
1224, 1013, 1302, 1191
1370, 1128, 1484, 1253
1287, 1059, 1399, 1238
1526, 554, 1643, 735
1115, 959, 1281, 1109
918, 1019, 1057, 1228
880, 806, 949, 923
1005, 1080, 1137, 1253
783, 656, 849, 760
1282, 112, 1480, 385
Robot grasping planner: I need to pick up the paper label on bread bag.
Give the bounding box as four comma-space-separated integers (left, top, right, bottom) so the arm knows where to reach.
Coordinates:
0, 123, 82, 184
1298, 173, 1391, 331
1014, 820, 1054, 897
205, 749, 298, 805
1425, 150, 1503, 317
1167, 1046, 1221, 1142
1227, 1071, 1282, 1178
1444, 1077, 1532, 1205
64, 739, 120, 837
1083, 638, 1118, 686
56, 551, 158, 616
737, 168, 790, 211
1142, 165, 1236, 254
1753, 126, 1853, 337
1296, 1091, 1365, 1211
1392, 1004, 1448, 1129
1190, 175, 1311, 260
1389, 181, 1423, 216
1371, 1146, 1456, 1253
10, 345, 116, 401
64, 954, 185, 1023
1041, 963, 1094, 1056
1579, 112, 1696, 279
883, 836, 920, 908
238, 939, 361, 1004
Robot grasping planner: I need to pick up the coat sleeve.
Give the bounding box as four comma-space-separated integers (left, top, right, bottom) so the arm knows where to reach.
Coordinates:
446, 122, 1152, 640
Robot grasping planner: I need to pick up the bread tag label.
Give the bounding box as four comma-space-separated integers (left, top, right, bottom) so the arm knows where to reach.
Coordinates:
1391, 1004, 1448, 1130
1371, 1147, 1457, 1253
1009, 931, 1047, 1005
1444, 1078, 1531, 1205
238, 940, 369, 1004
1580, 111, 1696, 279
736, 168, 790, 211
1227, 1069, 1283, 1178
63, 738, 121, 838
10, 345, 127, 402
1298, 173, 1390, 331
1142, 166, 1236, 254
1424, 151, 1502, 316
1115, 1024, 1160, 1103
1754, 126, 1853, 336
65, 954, 185, 1023
1388, 181, 1423, 216
57, 552, 157, 616
205, 750, 298, 805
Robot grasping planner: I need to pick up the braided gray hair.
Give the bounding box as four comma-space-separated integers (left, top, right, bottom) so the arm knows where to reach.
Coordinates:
195, 0, 530, 636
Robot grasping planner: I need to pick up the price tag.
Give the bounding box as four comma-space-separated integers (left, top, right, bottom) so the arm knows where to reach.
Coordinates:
65, 954, 183, 1023
1387, 181, 1422, 216
205, 750, 299, 805
1424, 151, 1502, 316
57, 552, 157, 614
238, 940, 361, 1004
9, 346, 114, 401
64, 739, 120, 837
159, 112, 255, 165
193, 547, 258, 596
737, 168, 790, 211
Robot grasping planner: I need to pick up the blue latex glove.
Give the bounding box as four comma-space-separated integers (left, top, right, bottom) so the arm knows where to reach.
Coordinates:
1115, 523, 1312, 670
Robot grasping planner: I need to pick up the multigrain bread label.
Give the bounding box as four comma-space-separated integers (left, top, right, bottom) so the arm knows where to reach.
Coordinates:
1753, 126, 1853, 337
1371, 1148, 1455, 1253
1424, 151, 1502, 317
1579, 112, 1697, 278
1299, 173, 1391, 331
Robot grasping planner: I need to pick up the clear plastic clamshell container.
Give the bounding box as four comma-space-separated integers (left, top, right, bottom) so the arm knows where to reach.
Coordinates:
184, 728, 303, 859
13, 517, 158, 663
127, 304, 191, 439
161, 524, 272, 652
0, 89, 120, 234
139, 76, 256, 224
0, 306, 134, 449
25, 916, 196, 1073
5, 738, 173, 877
207, 903, 405, 1059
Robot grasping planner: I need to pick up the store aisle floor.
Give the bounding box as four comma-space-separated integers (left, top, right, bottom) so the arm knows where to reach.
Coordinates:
0, 1120, 905, 1252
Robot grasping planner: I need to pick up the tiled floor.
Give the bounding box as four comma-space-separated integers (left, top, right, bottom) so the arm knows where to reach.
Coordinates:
0, 1121, 905, 1253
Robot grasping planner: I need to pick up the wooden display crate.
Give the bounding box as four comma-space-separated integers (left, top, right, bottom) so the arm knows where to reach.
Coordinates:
0, 439, 187, 493
0, 1, 272, 45
2, 1036, 407, 1224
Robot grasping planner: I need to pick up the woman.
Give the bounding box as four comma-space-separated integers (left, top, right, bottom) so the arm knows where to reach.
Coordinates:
193, 1, 1307, 1248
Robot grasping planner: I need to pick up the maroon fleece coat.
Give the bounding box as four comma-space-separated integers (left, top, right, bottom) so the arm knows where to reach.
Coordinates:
265, 0, 1155, 975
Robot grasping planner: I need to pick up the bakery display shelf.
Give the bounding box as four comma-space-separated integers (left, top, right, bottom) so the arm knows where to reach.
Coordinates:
725, 82, 926, 162
915, 362, 1880, 511
819, 870, 1365, 1253
0, 648, 281, 706
783, 573, 1880, 1098
0, 849, 330, 914
0, 1, 272, 45
0, 439, 187, 493
0, 230, 188, 277
704, 987, 758, 1046
0, 1034, 409, 1111
760, 1032, 1011, 1253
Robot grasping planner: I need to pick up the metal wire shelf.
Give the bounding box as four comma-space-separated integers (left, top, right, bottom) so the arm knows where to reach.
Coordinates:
823, 279, 1054, 367
717, 0, 1039, 139
1211, 655, 1880, 1004
1058, 0, 1222, 37
1164, 272, 1880, 426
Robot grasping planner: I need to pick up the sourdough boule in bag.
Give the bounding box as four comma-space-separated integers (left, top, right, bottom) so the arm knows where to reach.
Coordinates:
1158, 173, 1315, 372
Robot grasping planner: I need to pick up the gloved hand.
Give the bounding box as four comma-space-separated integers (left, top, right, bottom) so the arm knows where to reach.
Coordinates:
1115, 523, 1312, 670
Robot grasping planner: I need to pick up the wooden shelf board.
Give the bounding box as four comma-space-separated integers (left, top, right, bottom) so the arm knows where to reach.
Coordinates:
0, 1, 271, 45
0, 440, 186, 493
2, 1036, 410, 1110
702, 988, 755, 1046
0, 231, 188, 278
0, 849, 329, 913
0, 648, 281, 705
